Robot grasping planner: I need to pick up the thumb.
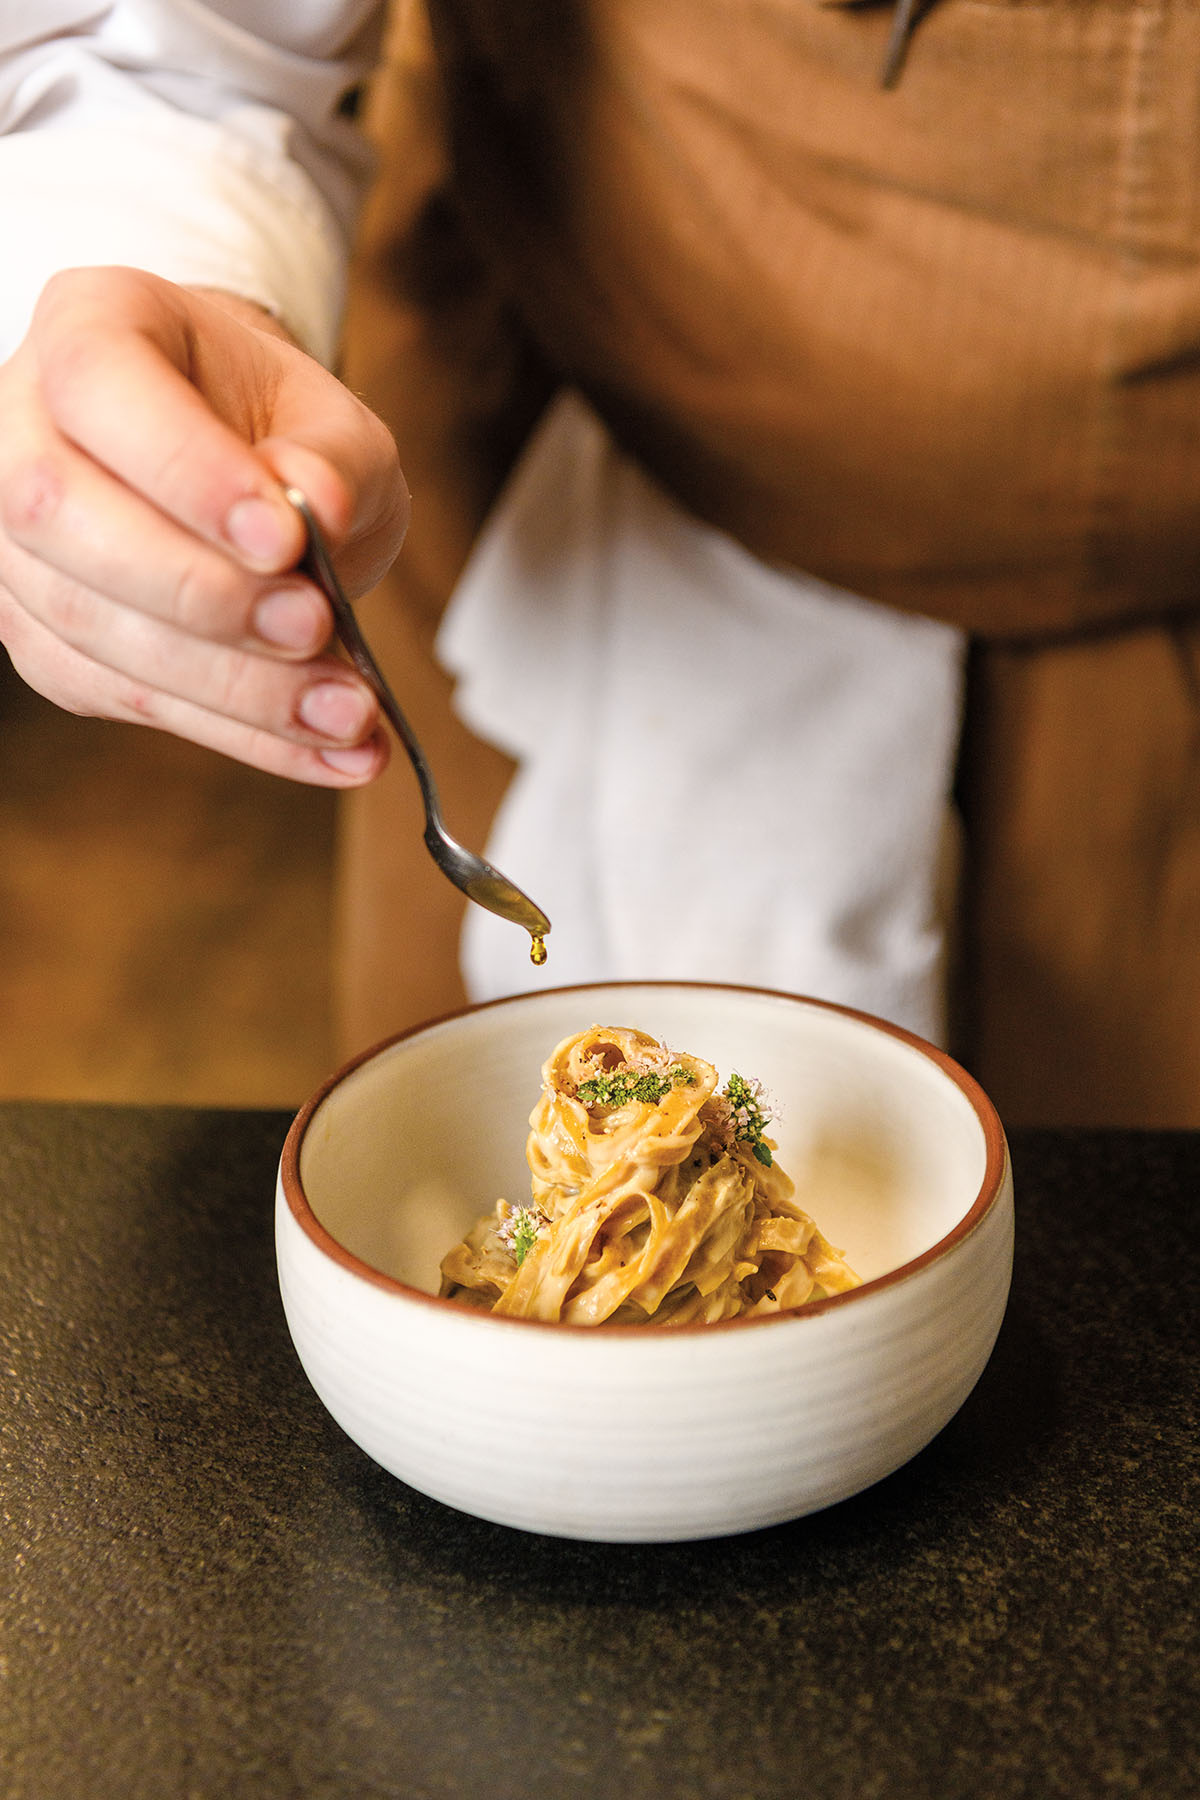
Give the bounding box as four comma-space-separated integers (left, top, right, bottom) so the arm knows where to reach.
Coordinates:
255, 427, 411, 600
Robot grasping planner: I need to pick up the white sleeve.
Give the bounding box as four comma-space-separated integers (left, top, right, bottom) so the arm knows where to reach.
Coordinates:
0, 2, 387, 365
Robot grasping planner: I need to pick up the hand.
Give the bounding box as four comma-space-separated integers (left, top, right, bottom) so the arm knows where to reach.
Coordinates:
0, 265, 411, 784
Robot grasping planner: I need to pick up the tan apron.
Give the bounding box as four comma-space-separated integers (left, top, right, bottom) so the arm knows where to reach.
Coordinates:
336, 0, 1200, 1125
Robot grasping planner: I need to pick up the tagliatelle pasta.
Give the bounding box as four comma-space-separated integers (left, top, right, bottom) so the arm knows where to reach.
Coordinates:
439, 1025, 860, 1325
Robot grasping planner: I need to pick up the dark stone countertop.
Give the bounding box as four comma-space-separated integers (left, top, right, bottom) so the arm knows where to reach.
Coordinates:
0, 1103, 1196, 1799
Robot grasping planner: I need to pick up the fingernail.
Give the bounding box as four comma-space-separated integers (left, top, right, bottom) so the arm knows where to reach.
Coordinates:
254, 587, 324, 650
226, 495, 293, 564
298, 679, 372, 740
319, 743, 382, 776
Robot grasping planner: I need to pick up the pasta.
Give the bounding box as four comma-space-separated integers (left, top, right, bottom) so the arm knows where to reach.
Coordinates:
439, 1024, 860, 1325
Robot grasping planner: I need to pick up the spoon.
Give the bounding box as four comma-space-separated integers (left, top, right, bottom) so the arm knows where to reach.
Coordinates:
286, 488, 550, 965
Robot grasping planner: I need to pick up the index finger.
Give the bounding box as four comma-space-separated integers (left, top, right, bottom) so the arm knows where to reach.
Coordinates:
32, 268, 307, 572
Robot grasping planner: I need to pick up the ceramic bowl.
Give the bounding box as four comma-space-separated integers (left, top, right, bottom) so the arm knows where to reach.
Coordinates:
276, 982, 1013, 1542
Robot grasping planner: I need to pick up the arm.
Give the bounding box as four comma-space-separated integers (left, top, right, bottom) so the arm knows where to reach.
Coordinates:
0, 2, 410, 785
0, 1, 385, 363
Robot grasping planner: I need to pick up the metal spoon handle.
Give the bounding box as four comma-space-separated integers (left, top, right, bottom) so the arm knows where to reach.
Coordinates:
286, 489, 551, 952
286, 490, 442, 823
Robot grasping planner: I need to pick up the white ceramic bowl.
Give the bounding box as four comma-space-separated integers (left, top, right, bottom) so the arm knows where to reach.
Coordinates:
276, 982, 1013, 1542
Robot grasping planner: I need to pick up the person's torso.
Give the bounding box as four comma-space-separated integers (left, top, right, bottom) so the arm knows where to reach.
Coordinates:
428, 0, 1200, 635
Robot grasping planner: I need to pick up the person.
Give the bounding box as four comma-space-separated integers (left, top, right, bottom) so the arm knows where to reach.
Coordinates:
1, 2, 1197, 1127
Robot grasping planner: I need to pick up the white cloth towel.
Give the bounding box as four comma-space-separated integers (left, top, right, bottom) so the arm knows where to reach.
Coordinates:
436, 391, 966, 1045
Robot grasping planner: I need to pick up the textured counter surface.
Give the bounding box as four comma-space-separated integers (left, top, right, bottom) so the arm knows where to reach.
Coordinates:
1, 1105, 1197, 1798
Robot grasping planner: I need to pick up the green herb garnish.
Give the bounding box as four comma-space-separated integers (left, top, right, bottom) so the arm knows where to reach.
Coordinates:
723, 1072, 774, 1166
504, 1206, 546, 1266
576, 1064, 696, 1108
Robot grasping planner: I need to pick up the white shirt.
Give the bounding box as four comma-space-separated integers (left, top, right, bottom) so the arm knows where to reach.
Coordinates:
0, 1, 383, 364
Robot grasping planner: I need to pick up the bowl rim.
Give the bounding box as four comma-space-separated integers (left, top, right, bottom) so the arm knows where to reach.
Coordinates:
278, 980, 1010, 1336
